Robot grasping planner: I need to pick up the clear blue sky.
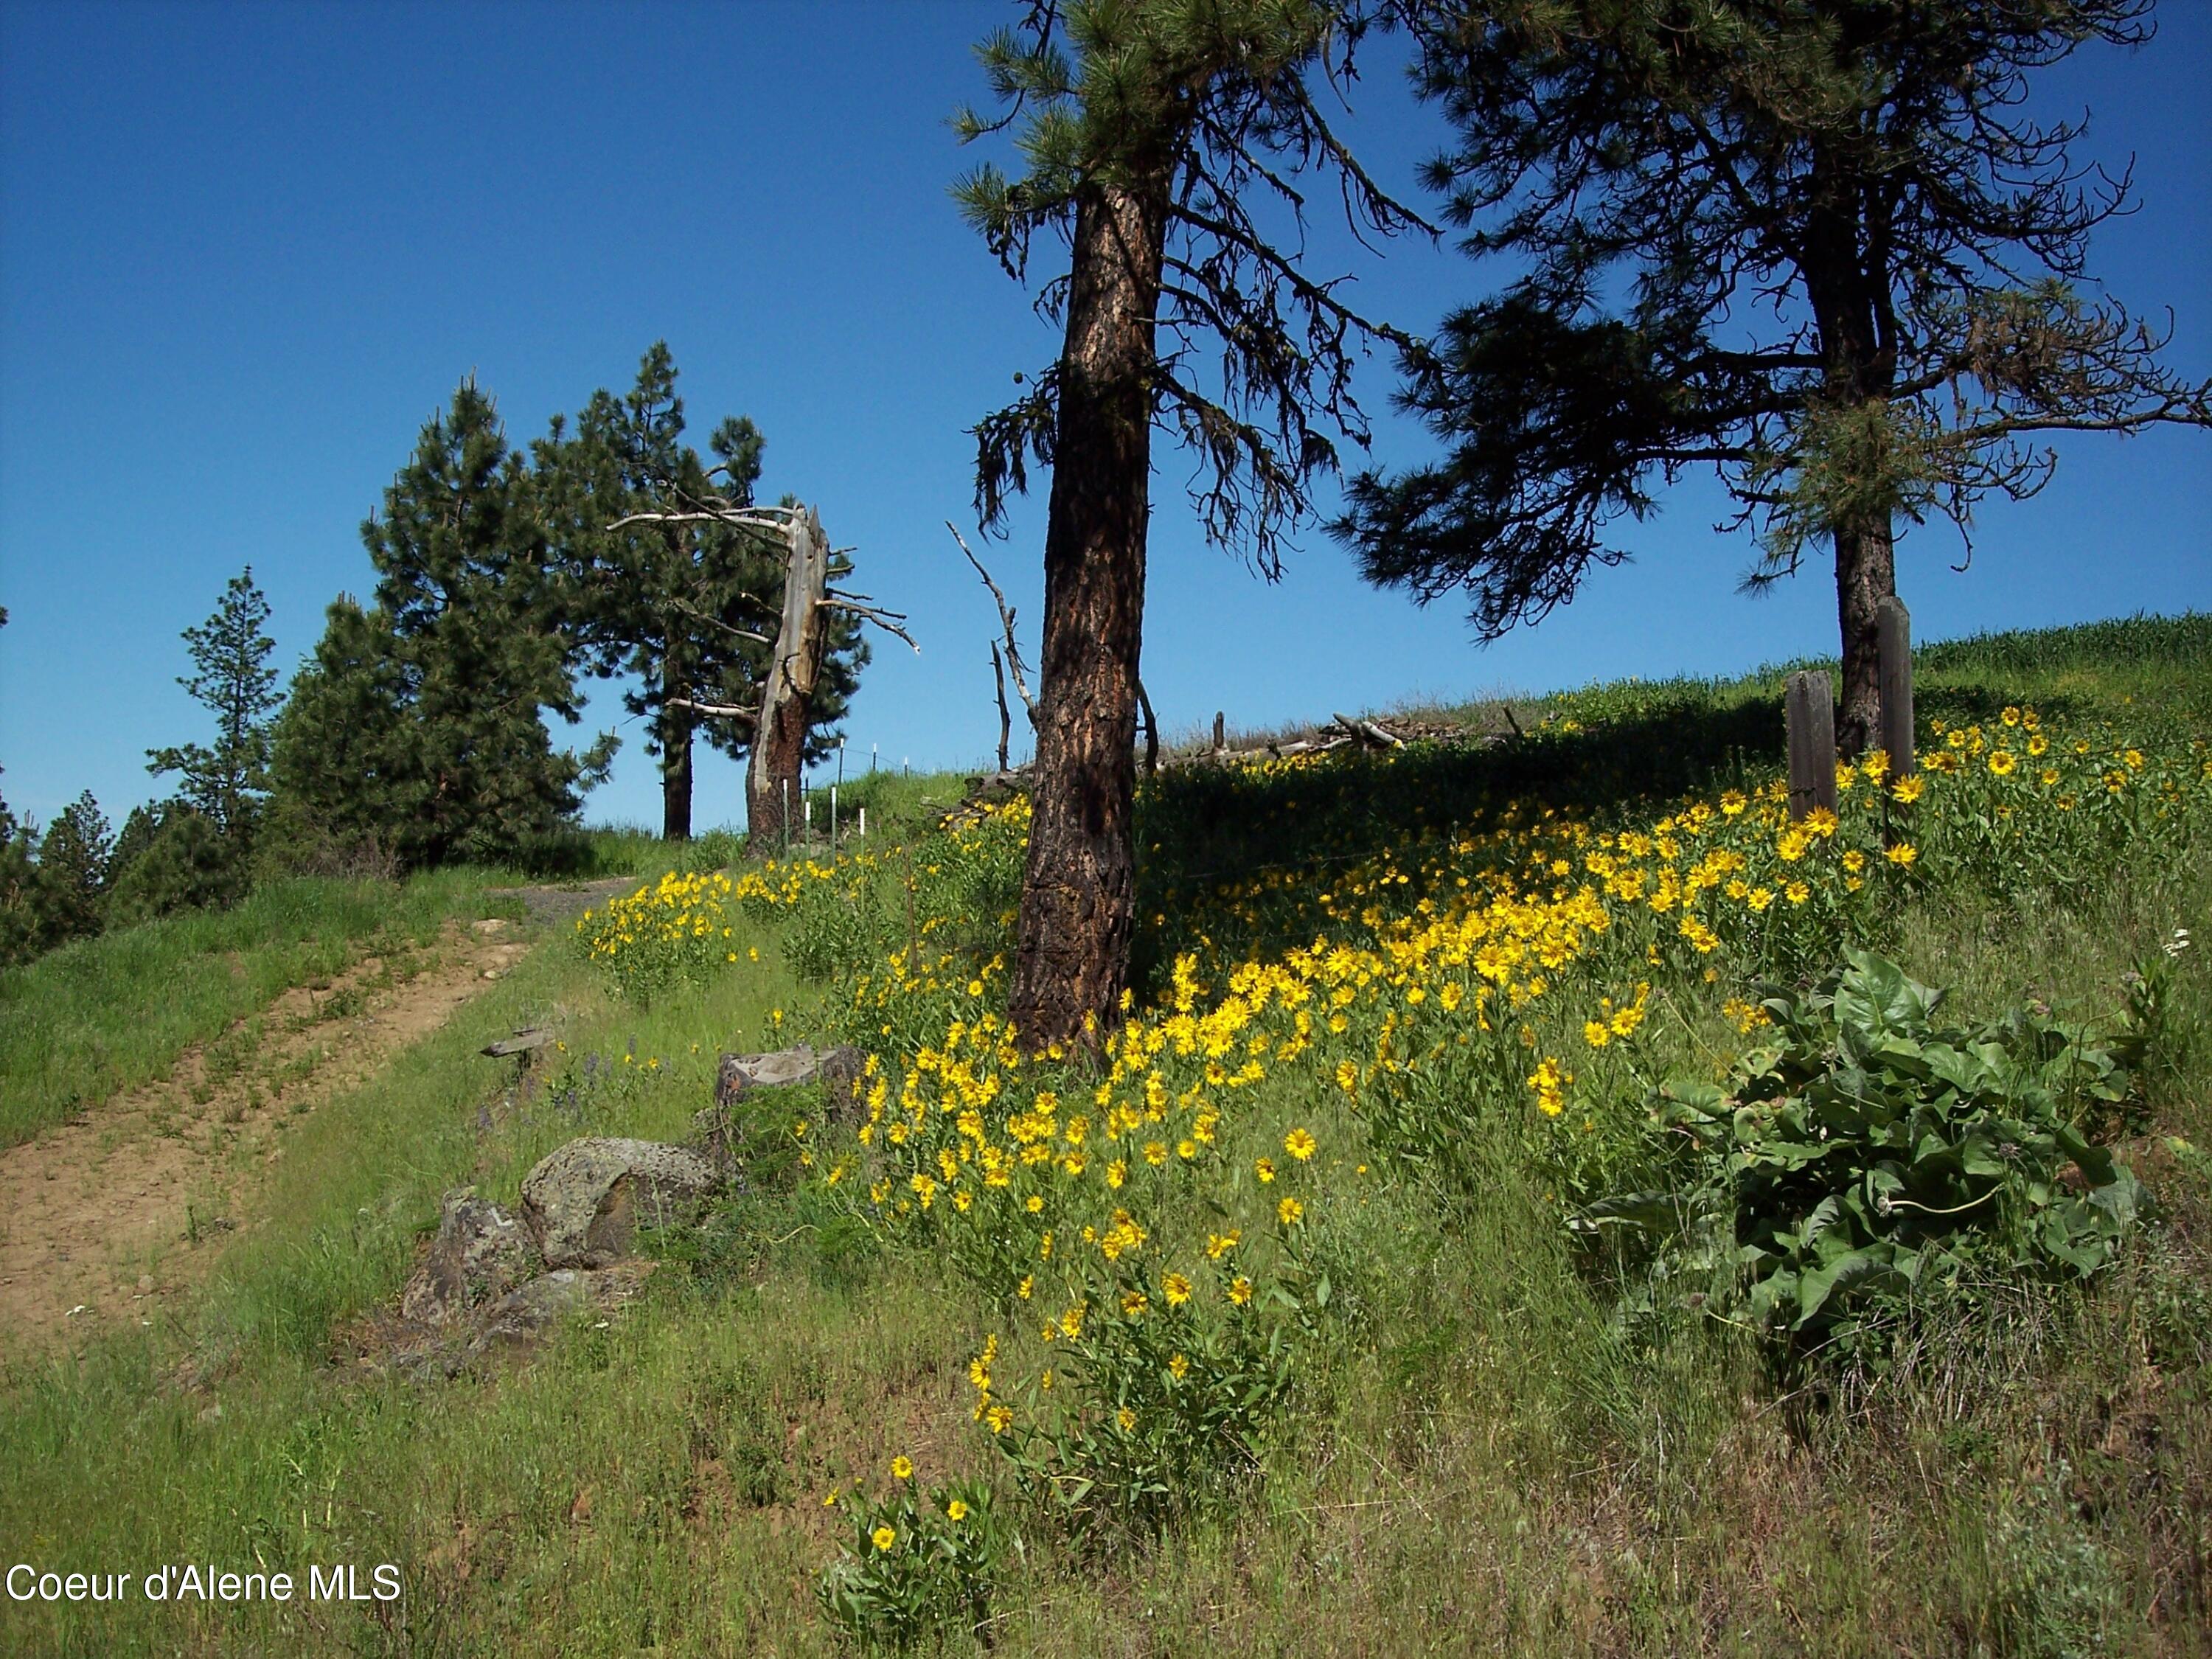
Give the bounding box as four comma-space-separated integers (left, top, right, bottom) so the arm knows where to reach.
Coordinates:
3, 0, 2206, 832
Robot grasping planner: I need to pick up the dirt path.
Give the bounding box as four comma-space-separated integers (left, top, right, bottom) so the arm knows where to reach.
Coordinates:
0, 918, 534, 1359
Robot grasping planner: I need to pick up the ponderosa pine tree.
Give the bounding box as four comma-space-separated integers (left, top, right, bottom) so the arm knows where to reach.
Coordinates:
268, 381, 613, 869
956, 0, 1425, 1048
1343, 0, 2212, 751
536, 346, 868, 840
147, 566, 280, 848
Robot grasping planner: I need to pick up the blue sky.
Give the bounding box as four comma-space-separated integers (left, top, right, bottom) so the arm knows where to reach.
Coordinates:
2, 0, 2206, 832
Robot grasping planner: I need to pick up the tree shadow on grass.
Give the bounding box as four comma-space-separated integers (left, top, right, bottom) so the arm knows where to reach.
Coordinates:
1132, 693, 1784, 984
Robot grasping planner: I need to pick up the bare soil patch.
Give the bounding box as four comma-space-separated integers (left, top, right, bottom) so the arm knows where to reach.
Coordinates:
0, 919, 532, 1357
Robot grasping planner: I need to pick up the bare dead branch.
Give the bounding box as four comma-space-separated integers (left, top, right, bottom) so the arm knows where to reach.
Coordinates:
606, 507, 797, 532
947, 520, 1037, 720
818, 598, 921, 654
991, 641, 1014, 772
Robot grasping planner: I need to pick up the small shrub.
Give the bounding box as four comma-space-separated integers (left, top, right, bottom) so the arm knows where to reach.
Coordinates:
1584, 947, 2146, 1373
817, 1464, 1006, 1652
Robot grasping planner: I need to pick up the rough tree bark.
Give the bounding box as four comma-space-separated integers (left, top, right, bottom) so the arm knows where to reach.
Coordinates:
745, 506, 830, 849
1006, 173, 1169, 1052
1832, 512, 1897, 758
1804, 128, 1900, 757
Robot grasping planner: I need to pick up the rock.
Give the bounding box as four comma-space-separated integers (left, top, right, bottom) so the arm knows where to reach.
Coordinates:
401, 1188, 540, 1327
688, 1105, 747, 1178
464, 1262, 655, 1361
520, 1138, 722, 1269
470, 918, 509, 936
816, 1045, 868, 1125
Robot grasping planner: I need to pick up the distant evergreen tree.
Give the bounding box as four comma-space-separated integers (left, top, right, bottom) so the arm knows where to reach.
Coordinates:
267, 381, 614, 870
107, 801, 240, 925
538, 344, 867, 839
0, 608, 33, 965
33, 790, 113, 947
147, 567, 281, 849
0, 799, 36, 968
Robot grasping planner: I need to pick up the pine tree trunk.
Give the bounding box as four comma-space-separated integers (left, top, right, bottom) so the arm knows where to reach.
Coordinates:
661, 622, 695, 841
1804, 139, 1899, 760
661, 717, 694, 841
1006, 175, 1169, 1054
1832, 511, 1895, 757
745, 506, 830, 849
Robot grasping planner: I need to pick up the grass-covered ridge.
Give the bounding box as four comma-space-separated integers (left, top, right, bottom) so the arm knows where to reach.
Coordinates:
2, 613, 2207, 1656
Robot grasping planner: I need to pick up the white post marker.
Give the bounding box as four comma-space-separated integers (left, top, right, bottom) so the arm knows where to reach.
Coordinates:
859, 806, 867, 838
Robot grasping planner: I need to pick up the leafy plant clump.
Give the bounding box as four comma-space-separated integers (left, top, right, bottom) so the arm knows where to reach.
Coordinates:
1587, 948, 2146, 1372
978, 1264, 1304, 1551
573, 869, 747, 1004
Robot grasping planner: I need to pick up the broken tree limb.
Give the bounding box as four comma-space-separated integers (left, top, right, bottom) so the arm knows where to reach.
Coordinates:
1265, 734, 1352, 759
605, 507, 796, 532
664, 597, 774, 648
1137, 678, 1159, 776
947, 520, 1036, 722
664, 696, 759, 723
1332, 712, 1405, 749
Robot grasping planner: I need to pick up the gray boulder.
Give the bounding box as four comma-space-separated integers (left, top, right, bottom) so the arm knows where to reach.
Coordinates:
520, 1138, 723, 1269
400, 1188, 539, 1327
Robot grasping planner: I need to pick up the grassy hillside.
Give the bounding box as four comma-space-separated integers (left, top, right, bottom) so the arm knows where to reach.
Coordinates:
2, 614, 2206, 1657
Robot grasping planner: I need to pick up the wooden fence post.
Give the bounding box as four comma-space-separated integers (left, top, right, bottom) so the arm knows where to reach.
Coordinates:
1213, 710, 1226, 754
1787, 670, 1837, 821
1877, 595, 1913, 779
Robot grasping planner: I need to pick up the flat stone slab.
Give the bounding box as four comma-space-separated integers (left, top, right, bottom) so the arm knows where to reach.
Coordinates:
714, 1043, 867, 1121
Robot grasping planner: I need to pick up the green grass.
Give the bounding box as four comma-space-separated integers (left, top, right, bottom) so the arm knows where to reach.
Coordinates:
2, 614, 2207, 1657
0, 869, 518, 1147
